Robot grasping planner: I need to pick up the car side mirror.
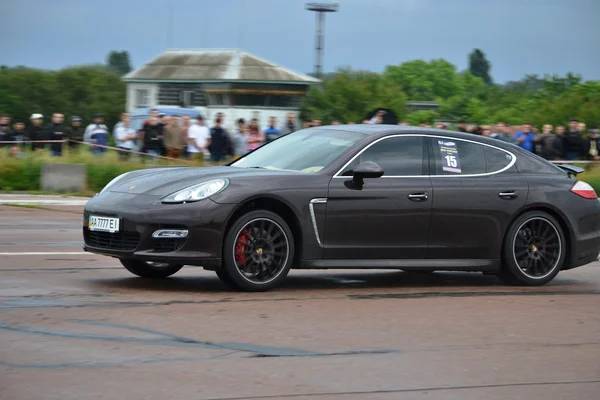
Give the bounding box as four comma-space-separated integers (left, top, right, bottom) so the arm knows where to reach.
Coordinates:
352, 161, 384, 185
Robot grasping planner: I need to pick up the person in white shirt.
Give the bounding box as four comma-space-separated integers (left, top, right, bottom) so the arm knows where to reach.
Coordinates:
187, 115, 210, 163
114, 112, 137, 160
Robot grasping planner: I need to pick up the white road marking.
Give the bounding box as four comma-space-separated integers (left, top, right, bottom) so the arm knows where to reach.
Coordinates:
0, 200, 89, 206
0, 252, 94, 256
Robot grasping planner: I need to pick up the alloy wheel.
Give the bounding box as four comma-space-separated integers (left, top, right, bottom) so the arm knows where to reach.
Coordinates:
512, 217, 562, 280
232, 218, 290, 284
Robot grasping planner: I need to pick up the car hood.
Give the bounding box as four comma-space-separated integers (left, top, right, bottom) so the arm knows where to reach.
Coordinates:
108, 166, 303, 196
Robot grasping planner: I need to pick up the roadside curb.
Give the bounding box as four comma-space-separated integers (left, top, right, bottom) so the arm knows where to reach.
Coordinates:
0, 195, 90, 206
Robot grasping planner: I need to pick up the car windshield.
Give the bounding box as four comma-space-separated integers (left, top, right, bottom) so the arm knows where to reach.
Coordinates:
230, 128, 365, 173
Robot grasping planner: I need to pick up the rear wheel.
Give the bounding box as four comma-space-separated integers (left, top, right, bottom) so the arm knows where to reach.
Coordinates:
500, 211, 566, 286
119, 259, 183, 278
220, 210, 295, 292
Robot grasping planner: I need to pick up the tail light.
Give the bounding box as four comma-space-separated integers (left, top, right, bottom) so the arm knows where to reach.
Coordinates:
570, 181, 598, 199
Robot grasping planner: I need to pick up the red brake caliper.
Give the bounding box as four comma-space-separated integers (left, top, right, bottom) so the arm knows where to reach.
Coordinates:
235, 228, 251, 268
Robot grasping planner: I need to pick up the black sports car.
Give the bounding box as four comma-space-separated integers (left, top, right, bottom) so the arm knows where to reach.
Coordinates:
83, 125, 600, 291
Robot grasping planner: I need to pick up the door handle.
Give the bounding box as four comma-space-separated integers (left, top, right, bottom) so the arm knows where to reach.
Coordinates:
498, 191, 517, 199
408, 192, 428, 202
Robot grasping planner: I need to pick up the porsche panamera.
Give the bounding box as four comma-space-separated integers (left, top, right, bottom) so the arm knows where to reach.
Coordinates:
83, 125, 600, 291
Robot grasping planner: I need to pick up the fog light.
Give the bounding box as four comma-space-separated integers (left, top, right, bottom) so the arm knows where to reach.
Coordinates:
152, 229, 188, 238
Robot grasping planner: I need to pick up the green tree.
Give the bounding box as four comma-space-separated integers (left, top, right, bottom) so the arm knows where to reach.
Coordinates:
468, 48, 493, 85
382, 59, 459, 100
106, 51, 132, 76
405, 110, 439, 126
0, 65, 125, 128
301, 68, 407, 124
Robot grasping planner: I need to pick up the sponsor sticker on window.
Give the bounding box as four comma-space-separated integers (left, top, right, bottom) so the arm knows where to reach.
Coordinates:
438, 140, 461, 173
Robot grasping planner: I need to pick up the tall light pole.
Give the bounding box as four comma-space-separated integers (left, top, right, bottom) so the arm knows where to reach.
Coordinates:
305, 1, 339, 79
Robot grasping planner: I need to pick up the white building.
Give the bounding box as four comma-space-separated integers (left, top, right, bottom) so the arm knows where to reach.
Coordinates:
122, 49, 321, 130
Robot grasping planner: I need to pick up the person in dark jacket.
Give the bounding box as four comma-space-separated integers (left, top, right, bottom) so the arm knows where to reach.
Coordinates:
563, 118, 586, 160
7, 120, 29, 157
142, 114, 163, 160
47, 113, 66, 156
280, 112, 297, 136
28, 113, 46, 151
537, 124, 562, 160
66, 116, 84, 149
207, 118, 229, 162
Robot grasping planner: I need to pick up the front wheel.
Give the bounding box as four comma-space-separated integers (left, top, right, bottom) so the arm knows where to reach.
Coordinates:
220, 210, 295, 292
500, 211, 566, 286
119, 259, 183, 278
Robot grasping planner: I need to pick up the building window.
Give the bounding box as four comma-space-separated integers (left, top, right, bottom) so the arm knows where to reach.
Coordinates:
135, 89, 150, 107
229, 94, 302, 108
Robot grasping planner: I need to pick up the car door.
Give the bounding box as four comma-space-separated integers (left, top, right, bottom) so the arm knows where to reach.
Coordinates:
323, 135, 433, 259
426, 135, 529, 260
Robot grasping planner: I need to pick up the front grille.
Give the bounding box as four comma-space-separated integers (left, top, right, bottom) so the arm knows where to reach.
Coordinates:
85, 229, 141, 251
153, 238, 187, 253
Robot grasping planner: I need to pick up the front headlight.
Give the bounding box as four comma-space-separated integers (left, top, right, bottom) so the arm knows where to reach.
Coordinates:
161, 178, 229, 204
99, 171, 134, 194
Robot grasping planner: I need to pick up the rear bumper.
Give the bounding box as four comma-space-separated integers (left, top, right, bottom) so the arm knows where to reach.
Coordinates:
564, 234, 600, 270
563, 199, 600, 270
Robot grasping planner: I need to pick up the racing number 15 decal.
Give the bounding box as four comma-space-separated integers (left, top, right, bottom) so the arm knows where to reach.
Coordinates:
438, 140, 461, 173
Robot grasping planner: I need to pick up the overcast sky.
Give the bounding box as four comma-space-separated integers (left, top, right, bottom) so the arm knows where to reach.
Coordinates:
2, 0, 598, 83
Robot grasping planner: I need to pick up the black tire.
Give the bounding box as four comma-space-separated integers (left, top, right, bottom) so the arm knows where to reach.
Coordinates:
500, 211, 566, 286
215, 267, 237, 289
119, 259, 183, 279
220, 210, 295, 292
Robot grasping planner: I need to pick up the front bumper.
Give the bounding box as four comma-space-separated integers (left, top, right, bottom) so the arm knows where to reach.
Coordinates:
83, 192, 236, 268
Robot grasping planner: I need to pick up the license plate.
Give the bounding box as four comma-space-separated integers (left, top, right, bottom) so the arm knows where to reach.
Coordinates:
88, 215, 120, 233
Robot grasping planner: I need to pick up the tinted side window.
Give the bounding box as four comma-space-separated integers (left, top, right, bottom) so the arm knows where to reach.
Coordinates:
341, 136, 426, 176
429, 138, 486, 175
484, 146, 514, 173
515, 153, 565, 175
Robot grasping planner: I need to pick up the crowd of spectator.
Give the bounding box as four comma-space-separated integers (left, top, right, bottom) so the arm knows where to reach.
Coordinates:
0, 110, 299, 163
0, 109, 598, 163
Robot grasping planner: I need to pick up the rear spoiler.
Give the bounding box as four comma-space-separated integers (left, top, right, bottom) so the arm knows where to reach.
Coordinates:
557, 164, 585, 177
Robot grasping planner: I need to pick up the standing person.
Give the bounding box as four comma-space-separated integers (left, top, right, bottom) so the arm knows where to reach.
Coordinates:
66, 116, 84, 149
554, 125, 566, 158
47, 113, 66, 157
280, 112, 297, 136
163, 115, 185, 158
247, 118, 264, 151
230, 118, 249, 159
28, 114, 45, 151
585, 126, 599, 161
263, 116, 281, 143
456, 119, 468, 132
537, 124, 562, 160
0, 118, 9, 148
187, 115, 209, 163
514, 123, 537, 153
180, 115, 191, 158
7, 120, 28, 158
563, 118, 586, 160
142, 113, 164, 160
114, 113, 137, 160
207, 118, 228, 162
84, 114, 110, 155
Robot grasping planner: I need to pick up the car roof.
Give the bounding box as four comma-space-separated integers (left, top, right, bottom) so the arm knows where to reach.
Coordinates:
315, 124, 491, 141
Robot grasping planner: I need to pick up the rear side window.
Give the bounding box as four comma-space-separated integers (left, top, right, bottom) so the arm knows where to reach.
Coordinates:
340, 136, 426, 176
484, 146, 514, 173
429, 138, 486, 175
515, 153, 565, 175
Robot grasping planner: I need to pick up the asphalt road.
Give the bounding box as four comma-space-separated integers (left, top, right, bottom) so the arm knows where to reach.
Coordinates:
1, 204, 599, 400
